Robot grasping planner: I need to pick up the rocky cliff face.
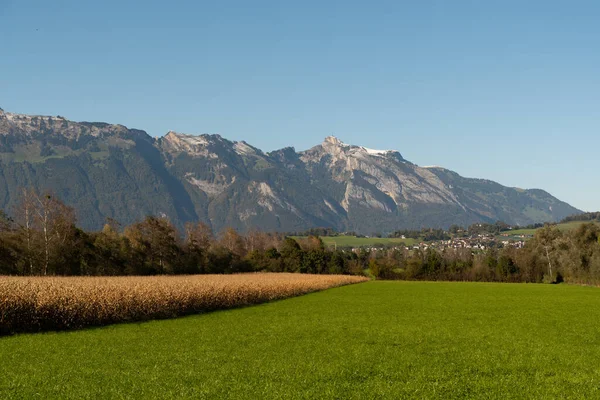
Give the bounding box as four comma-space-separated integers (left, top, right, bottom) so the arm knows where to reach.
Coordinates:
300, 136, 465, 211
0, 109, 581, 233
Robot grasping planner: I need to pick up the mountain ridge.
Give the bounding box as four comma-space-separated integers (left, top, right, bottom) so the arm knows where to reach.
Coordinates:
0, 109, 582, 233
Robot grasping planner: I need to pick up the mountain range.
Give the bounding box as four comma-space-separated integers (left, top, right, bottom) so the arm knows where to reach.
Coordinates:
0, 108, 581, 234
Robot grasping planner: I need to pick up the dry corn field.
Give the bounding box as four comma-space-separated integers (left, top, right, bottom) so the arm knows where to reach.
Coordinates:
0, 273, 367, 335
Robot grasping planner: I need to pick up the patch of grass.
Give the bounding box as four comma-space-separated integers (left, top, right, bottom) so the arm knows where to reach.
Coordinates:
0, 144, 75, 164
499, 228, 537, 236
501, 220, 600, 237
90, 150, 109, 160
293, 235, 417, 248
3, 281, 600, 398
253, 158, 271, 170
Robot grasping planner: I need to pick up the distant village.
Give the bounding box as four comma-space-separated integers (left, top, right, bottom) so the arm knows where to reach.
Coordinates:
311, 222, 539, 254
349, 233, 529, 254
414, 233, 528, 251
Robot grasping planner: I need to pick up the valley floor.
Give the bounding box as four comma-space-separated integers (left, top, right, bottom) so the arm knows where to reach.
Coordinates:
2, 281, 600, 399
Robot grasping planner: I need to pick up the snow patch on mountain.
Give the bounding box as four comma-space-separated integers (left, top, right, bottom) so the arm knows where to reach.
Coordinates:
319, 136, 400, 160
361, 147, 394, 155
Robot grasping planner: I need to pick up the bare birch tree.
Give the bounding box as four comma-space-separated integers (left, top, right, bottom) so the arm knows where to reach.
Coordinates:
14, 188, 37, 274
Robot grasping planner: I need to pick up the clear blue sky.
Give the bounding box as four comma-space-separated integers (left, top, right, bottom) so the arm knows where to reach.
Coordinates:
2, 0, 599, 211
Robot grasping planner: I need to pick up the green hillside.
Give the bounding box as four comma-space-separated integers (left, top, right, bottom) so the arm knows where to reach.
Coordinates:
500, 220, 600, 237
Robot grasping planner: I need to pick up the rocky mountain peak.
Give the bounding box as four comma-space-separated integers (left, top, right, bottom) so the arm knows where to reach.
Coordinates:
0, 107, 582, 233
160, 131, 237, 159
0, 110, 132, 140
164, 131, 225, 144
323, 135, 345, 146
162, 131, 211, 154
305, 136, 404, 166
233, 140, 261, 156
318, 136, 352, 158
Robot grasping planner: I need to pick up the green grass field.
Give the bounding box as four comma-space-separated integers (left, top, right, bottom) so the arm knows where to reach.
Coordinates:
293, 235, 418, 247
3, 281, 600, 399
499, 228, 538, 236
500, 220, 600, 237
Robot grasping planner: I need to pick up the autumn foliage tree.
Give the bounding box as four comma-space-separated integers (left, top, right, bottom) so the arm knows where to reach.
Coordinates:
124, 216, 182, 274
183, 222, 214, 274
12, 189, 77, 275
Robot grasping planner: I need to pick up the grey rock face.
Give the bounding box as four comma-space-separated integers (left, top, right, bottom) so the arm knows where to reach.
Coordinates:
0, 110, 581, 233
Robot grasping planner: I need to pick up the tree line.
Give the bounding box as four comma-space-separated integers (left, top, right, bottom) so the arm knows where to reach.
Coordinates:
0, 190, 367, 276
560, 212, 600, 223
1, 189, 600, 285
370, 223, 600, 284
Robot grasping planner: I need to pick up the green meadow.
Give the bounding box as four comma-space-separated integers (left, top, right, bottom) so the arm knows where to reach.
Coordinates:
500, 220, 600, 237
2, 281, 600, 399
